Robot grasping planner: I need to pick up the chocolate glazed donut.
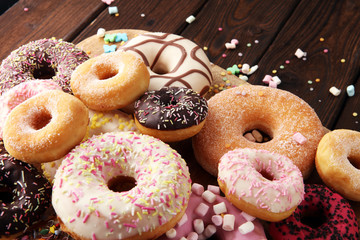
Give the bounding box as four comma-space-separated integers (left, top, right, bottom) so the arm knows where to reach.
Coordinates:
134, 87, 208, 142
0, 143, 52, 237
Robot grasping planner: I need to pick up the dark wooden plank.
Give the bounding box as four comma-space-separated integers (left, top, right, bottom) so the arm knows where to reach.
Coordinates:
73, 0, 207, 44
0, 0, 106, 61
249, 0, 360, 130
179, 0, 300, 67
334, 75, 360, 130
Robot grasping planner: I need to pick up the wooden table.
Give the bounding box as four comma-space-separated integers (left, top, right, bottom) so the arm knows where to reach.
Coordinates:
1, 0, 360, 238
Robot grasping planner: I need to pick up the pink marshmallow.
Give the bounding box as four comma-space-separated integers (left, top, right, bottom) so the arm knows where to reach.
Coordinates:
192, 183, 204, 196
195, 203, 209, 217
293, 132, 307, 144
211, 215, 223, 226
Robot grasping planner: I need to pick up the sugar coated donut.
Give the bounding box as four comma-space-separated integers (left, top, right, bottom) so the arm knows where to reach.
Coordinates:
134, 87, 208, 142
42, 109, 139, 183
71, 51, 150, 111
3, 90, 89, 163
0, 80, 62, 140
269, 184, 359, 239
316, 129, 360, 201
218, 148, 304, 222
52, 132, 191, 240
0, 38, 89, 94
193, 85, 325, 178
121, 32, 213, 96
158, 183, 267, 240
0, 148, 52, 238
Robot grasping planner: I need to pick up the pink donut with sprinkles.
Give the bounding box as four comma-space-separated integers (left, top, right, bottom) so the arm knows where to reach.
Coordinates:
157, 183, 267, 240
0, 80, 62, 139
0, 38, 89, 94
52, 131, 192, 240
218, 148, 304, 222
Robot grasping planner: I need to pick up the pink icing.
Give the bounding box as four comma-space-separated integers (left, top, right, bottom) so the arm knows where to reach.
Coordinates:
0, 80, 62, 139
157, 184, 267, 240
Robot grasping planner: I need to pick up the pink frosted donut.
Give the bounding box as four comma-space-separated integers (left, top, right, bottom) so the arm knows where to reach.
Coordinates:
52, 132, 191, 240
158, 183, 267, 240
0, 80, 62, 139
218, 148, 304, 222
121, 32, 213, 96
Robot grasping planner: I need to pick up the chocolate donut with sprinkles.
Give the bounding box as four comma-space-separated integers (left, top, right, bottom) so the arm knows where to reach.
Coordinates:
0, 144, 52, 238
269, 184, 359, 240
0, 38, 89, 94
134, 87, 208, 142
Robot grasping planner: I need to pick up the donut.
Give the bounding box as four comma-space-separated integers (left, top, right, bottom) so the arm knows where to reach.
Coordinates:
70, 51, 150, 111
269, 184, 359, 239
0, 80, 62, 139
3, 90, 89, 163
157, 183, 267, 240
0, 38, 89, 94
217, 148, 304, 222
42, 109, 139, 183
52, 131, 191, 240
134, 87, 208, 142
192, 84, 325, 178
0, 147, 52, 238
316, 129, 360, 201
120, 32, 213, 96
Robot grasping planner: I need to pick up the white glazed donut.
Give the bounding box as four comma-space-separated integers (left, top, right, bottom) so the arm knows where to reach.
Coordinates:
52, 132, 192, 240
120, 32, 213, 96
217, 148, 304, 222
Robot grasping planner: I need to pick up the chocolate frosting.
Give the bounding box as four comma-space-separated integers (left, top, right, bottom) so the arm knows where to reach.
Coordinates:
0, 142, 52, 236
134, 87, 208, 130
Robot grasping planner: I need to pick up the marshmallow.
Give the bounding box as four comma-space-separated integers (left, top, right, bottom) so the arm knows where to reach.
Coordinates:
186, 15, 196, 24
204, 224, 217, 238
238, 221, 255, 234
293, 132, 307, 145
222, 214, 235, 231
213, 202, 227, 215
193, 219, 204, 234
195, 203, 209, 217
166, 228, 177, 238
329, 86, 341, 96
211, 215, 223, 226
97, 28, 106, 37
202, 190, 216, 203
192, 183, 204, 196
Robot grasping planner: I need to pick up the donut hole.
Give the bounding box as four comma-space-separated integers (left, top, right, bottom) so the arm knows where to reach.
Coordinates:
93, 63, 118, 80
300, 208, 327, 228
152, 62, 170, 75
243, 127, 272, 143
0, 186, 13, 204
108, 176, 136, 193
348, 155, 360, 169
32, 62, 57, 79
29, 109, 52, 130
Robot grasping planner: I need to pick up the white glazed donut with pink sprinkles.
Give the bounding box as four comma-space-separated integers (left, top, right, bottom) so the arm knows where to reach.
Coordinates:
52, 131, 192, 240
218, 148, 304, 222
0, 80, 62, 139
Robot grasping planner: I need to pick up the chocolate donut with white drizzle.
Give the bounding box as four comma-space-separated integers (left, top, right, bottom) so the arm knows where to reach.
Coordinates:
120, 32, 213, 96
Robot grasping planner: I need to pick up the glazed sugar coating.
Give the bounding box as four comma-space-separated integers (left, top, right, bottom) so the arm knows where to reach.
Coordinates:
0, 80, 62, 139
0, 38, 89, 94
52, 132, 191, 240
192, 85, 325, 178
269, 184, 359, 239
316, 129, 360, 201
0, 148, 52, 237
218, 148, 304, 222
121, 32, 213, 96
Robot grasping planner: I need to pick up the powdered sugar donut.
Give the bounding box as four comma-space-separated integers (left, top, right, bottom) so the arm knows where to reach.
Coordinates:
0, 38, 88, 94
121, 32, 213, 96
218, 148, 304, 222
71, 51, 149, 111
52, 132, 191, 240
0, 80, 62, 139
3, 90, 89, 163
158, 183, 267, 240
316, 129, 360, 201
193, 85, 325, 178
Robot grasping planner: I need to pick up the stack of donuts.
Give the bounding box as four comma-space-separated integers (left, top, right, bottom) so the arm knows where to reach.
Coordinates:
0, 30, 359, 240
